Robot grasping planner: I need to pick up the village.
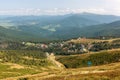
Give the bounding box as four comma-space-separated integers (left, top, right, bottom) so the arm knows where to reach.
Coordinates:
22, 38, 93, 55
1, 37, 120, 55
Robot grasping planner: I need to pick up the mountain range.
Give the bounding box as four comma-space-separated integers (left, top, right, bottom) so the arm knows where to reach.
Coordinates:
1, 13, 120, 41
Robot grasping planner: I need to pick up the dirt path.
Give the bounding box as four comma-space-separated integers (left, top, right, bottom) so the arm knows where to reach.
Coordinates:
47, 54, 65, 69
1, 68, 113, 80
1, 72, 50, 80
1, 70, 110, 80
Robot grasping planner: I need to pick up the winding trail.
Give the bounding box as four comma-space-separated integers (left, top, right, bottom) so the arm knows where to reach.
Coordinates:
47, 53, 65, 69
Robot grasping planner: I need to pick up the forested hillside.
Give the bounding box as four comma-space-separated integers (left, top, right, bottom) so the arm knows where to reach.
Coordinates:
1, 13, 120, 41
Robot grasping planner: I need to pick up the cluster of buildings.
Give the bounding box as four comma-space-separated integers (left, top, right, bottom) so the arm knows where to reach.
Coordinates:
22, 40, 92, 54
22, 42, 48, 49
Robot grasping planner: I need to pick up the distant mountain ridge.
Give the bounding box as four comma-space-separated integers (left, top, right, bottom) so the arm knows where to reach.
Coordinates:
78, 20, 120, 37
76, 12, 120, 23
0, 13, 120, 41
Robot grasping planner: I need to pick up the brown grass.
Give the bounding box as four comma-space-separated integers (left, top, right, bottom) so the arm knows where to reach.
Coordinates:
3, 63, 25, 69
18, 62, 120, 80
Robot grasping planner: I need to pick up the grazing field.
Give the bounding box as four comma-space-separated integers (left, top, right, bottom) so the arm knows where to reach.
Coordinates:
0, 63, 41, 79
43, 70, 120, 80
0, 49, 120, 80
17, 62, 120, 80
0, 50, 62, 79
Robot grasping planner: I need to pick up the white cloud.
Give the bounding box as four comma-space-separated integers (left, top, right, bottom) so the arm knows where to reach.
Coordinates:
0, 8, 119, 16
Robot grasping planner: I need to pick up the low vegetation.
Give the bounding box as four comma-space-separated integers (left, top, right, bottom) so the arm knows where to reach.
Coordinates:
43, 70, 120, 80
56, 50, 120, 68
0, 50, 56, 79
0, 50, 53, 67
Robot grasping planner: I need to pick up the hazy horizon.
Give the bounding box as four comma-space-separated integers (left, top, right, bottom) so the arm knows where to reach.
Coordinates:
0, 0, 120, 16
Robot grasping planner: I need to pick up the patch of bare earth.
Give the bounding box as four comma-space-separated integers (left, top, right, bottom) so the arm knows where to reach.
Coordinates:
4, 63, 24, 69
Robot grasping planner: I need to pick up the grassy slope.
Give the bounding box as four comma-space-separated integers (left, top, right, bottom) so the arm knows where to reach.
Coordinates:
2, 49, 119, 80
0, 50, 63, 80
0, 63, 41, 79
56, 49, 120, 68
0, 46, 120, 80
42, 49, 120, 80
43, 62, 120, 80
13, 61, 120, 80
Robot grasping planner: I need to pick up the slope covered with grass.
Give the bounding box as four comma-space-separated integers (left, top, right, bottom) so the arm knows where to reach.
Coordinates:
56, 50, 120, 68
0, 50, 60, 79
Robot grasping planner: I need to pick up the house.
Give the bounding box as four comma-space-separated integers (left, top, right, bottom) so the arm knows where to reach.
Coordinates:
80, 44, 88, 52
41, 44, 48, 49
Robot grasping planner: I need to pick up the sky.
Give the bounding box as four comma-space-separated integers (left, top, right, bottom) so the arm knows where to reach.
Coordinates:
0, 0, 120, 15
